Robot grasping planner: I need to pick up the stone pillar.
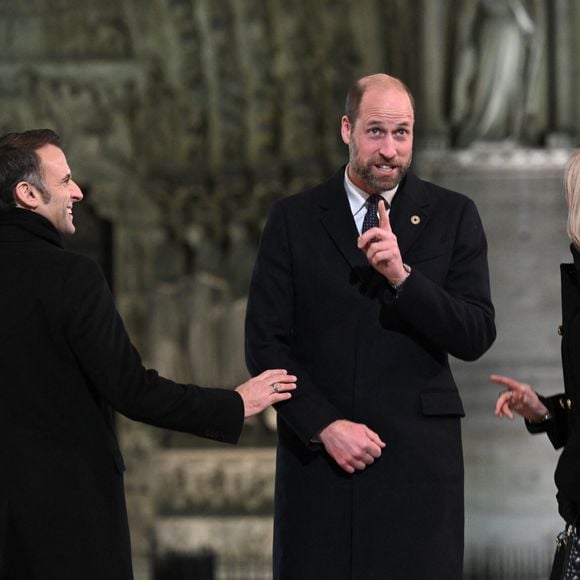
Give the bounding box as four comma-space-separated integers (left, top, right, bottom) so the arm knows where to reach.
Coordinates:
417, 0, 452, 148
548, 0, 575, 145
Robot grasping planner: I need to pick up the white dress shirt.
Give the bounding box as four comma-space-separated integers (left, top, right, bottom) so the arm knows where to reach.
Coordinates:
344, 167, 398, 234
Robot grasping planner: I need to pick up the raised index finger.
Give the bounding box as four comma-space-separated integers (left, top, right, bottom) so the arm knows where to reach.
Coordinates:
378, 199, 392, 232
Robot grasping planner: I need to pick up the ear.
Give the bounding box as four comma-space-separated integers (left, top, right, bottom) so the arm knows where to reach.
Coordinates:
340, 115, 352, 145
14, 181, 41, 210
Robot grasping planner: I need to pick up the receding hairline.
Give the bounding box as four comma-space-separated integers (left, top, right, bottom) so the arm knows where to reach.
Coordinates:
344, 73, 415, 123
359, 73, 408, 92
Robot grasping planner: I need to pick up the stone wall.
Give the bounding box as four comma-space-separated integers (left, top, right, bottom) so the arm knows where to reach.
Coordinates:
2, 1, 580, 577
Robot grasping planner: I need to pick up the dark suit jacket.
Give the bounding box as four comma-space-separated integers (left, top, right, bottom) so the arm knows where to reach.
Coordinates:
245, 168, 496, 580
0, 209, 244, 580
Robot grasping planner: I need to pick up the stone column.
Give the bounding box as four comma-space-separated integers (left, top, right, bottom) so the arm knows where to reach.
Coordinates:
548, 0, 575, 145
416, 0, 452, 148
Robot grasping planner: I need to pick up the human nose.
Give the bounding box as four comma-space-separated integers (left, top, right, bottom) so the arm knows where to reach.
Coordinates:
378, 135, 397, 159
71, 181, 83, 201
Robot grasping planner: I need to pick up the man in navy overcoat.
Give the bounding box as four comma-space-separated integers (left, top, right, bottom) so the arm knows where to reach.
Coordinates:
245, 74, 496, 579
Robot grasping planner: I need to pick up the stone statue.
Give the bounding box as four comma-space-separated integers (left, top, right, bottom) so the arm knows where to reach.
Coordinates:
451, 0, 543, 146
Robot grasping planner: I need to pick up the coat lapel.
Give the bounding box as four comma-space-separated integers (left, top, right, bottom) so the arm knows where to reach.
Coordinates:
389, 172, 431, 257
317, 169, 369, 270
315, 169, 433, 276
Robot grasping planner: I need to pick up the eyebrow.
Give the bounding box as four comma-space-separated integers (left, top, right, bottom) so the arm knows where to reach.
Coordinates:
59, 173, 72, 184
366, 118, 412, 127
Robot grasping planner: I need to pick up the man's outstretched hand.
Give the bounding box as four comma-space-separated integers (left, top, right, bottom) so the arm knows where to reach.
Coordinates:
235, 369, 297, 417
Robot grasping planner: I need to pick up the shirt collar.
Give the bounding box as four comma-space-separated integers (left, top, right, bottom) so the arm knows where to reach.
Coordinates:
344, 166, 399, 219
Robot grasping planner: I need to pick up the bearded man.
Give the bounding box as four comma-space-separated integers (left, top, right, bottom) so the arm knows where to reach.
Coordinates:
245, 73, 496, 579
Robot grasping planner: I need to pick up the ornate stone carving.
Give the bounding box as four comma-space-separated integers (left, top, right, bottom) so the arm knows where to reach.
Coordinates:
449, 0, 548, 146
1, 1, 580, 576
154, 449, 276, 514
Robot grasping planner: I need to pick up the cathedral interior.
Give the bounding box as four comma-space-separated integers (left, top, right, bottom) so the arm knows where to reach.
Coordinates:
2, 0, 580, 578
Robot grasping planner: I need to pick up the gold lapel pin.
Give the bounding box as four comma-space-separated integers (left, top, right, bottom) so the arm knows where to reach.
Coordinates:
411, 215, 421, 225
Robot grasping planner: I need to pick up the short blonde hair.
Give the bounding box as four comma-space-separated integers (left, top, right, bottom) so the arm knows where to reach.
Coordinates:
566, 150, 580, 250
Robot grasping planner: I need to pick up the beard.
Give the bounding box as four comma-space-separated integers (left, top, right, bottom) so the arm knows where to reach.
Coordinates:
349, 143, 412, 193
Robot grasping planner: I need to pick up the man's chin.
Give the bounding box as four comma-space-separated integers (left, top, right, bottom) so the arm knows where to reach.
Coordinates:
350, 164, 405, 193
367, 173, 401, 192
61, 222, 76, 235
67, 215, 77, 233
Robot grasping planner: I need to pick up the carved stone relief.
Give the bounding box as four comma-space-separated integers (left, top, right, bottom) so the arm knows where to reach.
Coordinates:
449, 0, 547, 146
2, 0, 580, 576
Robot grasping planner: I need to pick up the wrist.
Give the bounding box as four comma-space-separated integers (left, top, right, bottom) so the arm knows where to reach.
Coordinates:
317, 421, 335, 443
390, 263, 411, 289
530, 411, 552, 424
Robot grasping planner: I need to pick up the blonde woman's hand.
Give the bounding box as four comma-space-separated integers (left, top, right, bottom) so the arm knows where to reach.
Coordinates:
490, 374, 549, 422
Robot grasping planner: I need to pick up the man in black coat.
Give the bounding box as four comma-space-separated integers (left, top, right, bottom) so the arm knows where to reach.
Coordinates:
0, 129, 296, 580
245, 74, 496, 579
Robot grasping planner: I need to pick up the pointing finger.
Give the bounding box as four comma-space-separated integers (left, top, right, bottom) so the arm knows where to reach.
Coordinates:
489, 374, 527, 392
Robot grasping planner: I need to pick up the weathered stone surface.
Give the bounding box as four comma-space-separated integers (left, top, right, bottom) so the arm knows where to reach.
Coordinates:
2, 2, 580, 578
154, 449, 276, 515
155, 515, 274, 560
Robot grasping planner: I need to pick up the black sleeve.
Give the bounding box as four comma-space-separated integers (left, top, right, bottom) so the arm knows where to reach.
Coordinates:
525, 393, 570, 450
382, 199, 496, 361
62, 256, 244, 444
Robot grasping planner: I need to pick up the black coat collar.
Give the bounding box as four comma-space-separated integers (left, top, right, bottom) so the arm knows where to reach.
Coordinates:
0, 208, 64, 248
571, 244, 580, 272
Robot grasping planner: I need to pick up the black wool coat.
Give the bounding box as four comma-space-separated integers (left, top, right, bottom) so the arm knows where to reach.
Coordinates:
0, 209, 244, 580
245, 168, 496, 580
531, 246, 580, 522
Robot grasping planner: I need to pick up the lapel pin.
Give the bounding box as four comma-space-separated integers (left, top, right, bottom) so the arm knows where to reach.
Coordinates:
411, 215, 421, 225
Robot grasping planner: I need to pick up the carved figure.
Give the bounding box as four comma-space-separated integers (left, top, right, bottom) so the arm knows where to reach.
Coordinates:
452, 0, 542, 146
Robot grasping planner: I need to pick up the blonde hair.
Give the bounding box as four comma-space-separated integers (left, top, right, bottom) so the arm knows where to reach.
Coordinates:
566, 150, 580, 250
